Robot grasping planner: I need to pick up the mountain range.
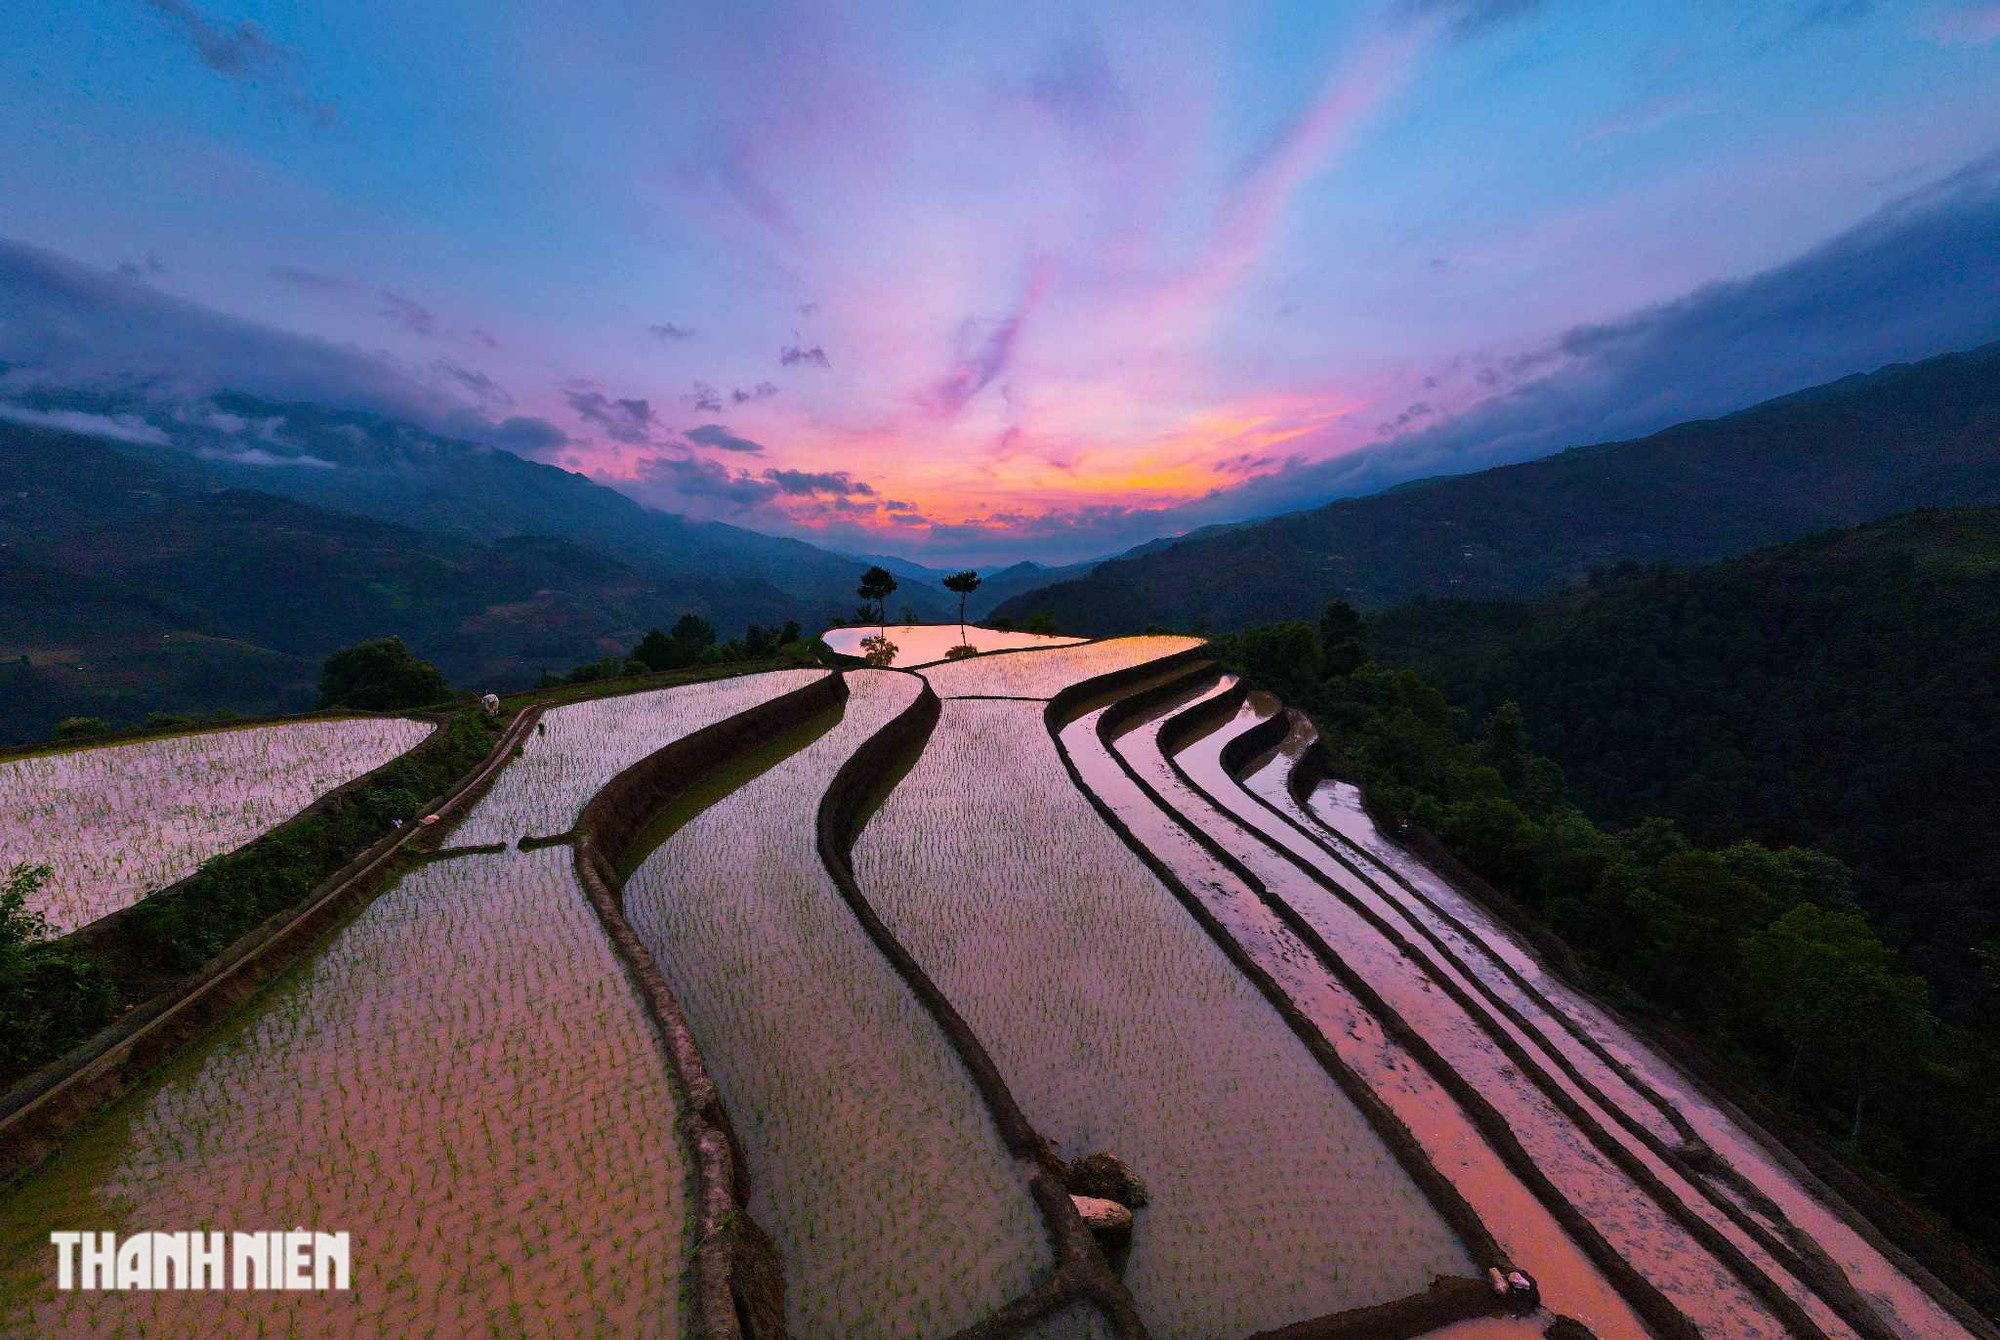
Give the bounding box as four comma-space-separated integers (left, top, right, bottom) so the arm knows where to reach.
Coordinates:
991, 341, 2000, 631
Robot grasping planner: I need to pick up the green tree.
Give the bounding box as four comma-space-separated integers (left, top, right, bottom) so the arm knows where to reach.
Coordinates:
858, 566, 898, 636
943, 570, 982, 645
1320, 599, 1367, 678
632, 627, 678, 672
1, 863, 119, 1076
1236, 622, 1322, 702
52, 716, 112, 741
1483, 701, 1529, 792
778, 619, 802, 645
1023, 609, 1058, 635
319, 637, 451, 710
671, 613, 717, 662
1741, 902, 1933, 1139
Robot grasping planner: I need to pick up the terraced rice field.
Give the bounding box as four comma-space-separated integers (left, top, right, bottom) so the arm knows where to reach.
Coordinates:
0, 846, 687, 1337
0, 717, 434, 932
852, 692, 1472, 1338
452, 668, 825, 843
1079, 671, 1646, 1339
914, 635, 1202, 698
1172, 693, 1832, 1339
1295, 776, 1977, 1340
3, 637, 1978, 1340
821, 622, 1085, 665
623, 670, 1049, 1337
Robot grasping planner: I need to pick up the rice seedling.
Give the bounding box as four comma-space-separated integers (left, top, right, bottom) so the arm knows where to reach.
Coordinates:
820, 623, 1085, 667
0, 846, 688, 1337
452, 668, 826, 845
623, 670, 1049, 1338
1295, 776, 1973, 1340
1174, 695, 1820, 1340
914, 635, 1203, 699
0, 718, 434, 933
851, 694, 1469, 1339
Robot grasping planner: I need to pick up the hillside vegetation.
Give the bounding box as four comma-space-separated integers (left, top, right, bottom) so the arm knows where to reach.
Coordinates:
1369, 507, 2000, 1021
994, 341, 2000, 632
1211, 532, 2000, 1291
0, 423, 805, 739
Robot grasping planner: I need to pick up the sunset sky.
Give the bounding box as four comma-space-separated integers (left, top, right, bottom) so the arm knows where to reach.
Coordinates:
5, 1, 2000, 562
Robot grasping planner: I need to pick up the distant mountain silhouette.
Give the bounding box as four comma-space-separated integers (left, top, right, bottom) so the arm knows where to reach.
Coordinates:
991, 342, 2000, 632
3, 385, 953, 627
0, 422, 813, 740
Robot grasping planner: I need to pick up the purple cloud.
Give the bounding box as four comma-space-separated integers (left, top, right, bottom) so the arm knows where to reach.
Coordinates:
565, 387, 658, 444
379, 291, 440, 338
142, 0, 334, 122
685, 423, 766, 454
780, 339, 830, 369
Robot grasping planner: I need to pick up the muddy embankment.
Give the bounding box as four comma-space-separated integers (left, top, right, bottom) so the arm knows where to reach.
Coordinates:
1294, 739, 2000, 1338
0, 706, 540, 1181
816, 670, 1146, 1340
1232, 714, 1937, 1340
1069, 669, 1540, 1340
1146, 680, 1699, 1339
571, 670, 844, 1340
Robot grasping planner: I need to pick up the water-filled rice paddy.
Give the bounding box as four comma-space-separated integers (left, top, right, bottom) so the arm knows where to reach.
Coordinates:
915, 635, 1202, 699
1083, 674, 1645, 1339
821, 622, 1085, 665
452, 668, 825, 844
1, 717, 435, 932
1224, 709, 1893, 1339
0, 846, 687, 1337
1300, 780, 1976, 1340
1176, 696, 1815, 1339
623, 670, 1048, 1337
852, 693, 1471, 1339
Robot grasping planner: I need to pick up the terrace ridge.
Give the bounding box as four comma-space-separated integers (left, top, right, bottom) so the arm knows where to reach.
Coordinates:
1116, 679, 1698, 1337
1163, 684, 1833, 1335
1051, 667, 1537, 1338
815, 667, 1148, 1340
1289, 737, 2000, 1340
570, 669, 845, 1340
1212, 703, 1904, 1340
0, 700, 542, 1180
46, 715, 443, 948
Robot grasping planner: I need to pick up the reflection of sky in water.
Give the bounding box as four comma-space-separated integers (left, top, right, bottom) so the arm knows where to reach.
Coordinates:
820, 623, 1084, 666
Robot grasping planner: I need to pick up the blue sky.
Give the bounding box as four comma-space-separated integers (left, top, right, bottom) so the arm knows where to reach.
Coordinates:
4, 0, 2000, 562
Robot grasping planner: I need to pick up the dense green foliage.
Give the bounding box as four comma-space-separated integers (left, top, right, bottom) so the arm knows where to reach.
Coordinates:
0, 709, 502, 1088
1217, 604, 2000, 1279
1370, 507, 2000, 1021
319, 636, 454, 710
994, 341, 2000, 633
0, 864, 119, 1080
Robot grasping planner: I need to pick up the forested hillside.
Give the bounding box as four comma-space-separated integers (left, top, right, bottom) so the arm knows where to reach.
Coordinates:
0, 422, 810, 740
994, 341, 2000, 632
1368, 507, 2000, 1019
1216, 579, 2000, 1298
